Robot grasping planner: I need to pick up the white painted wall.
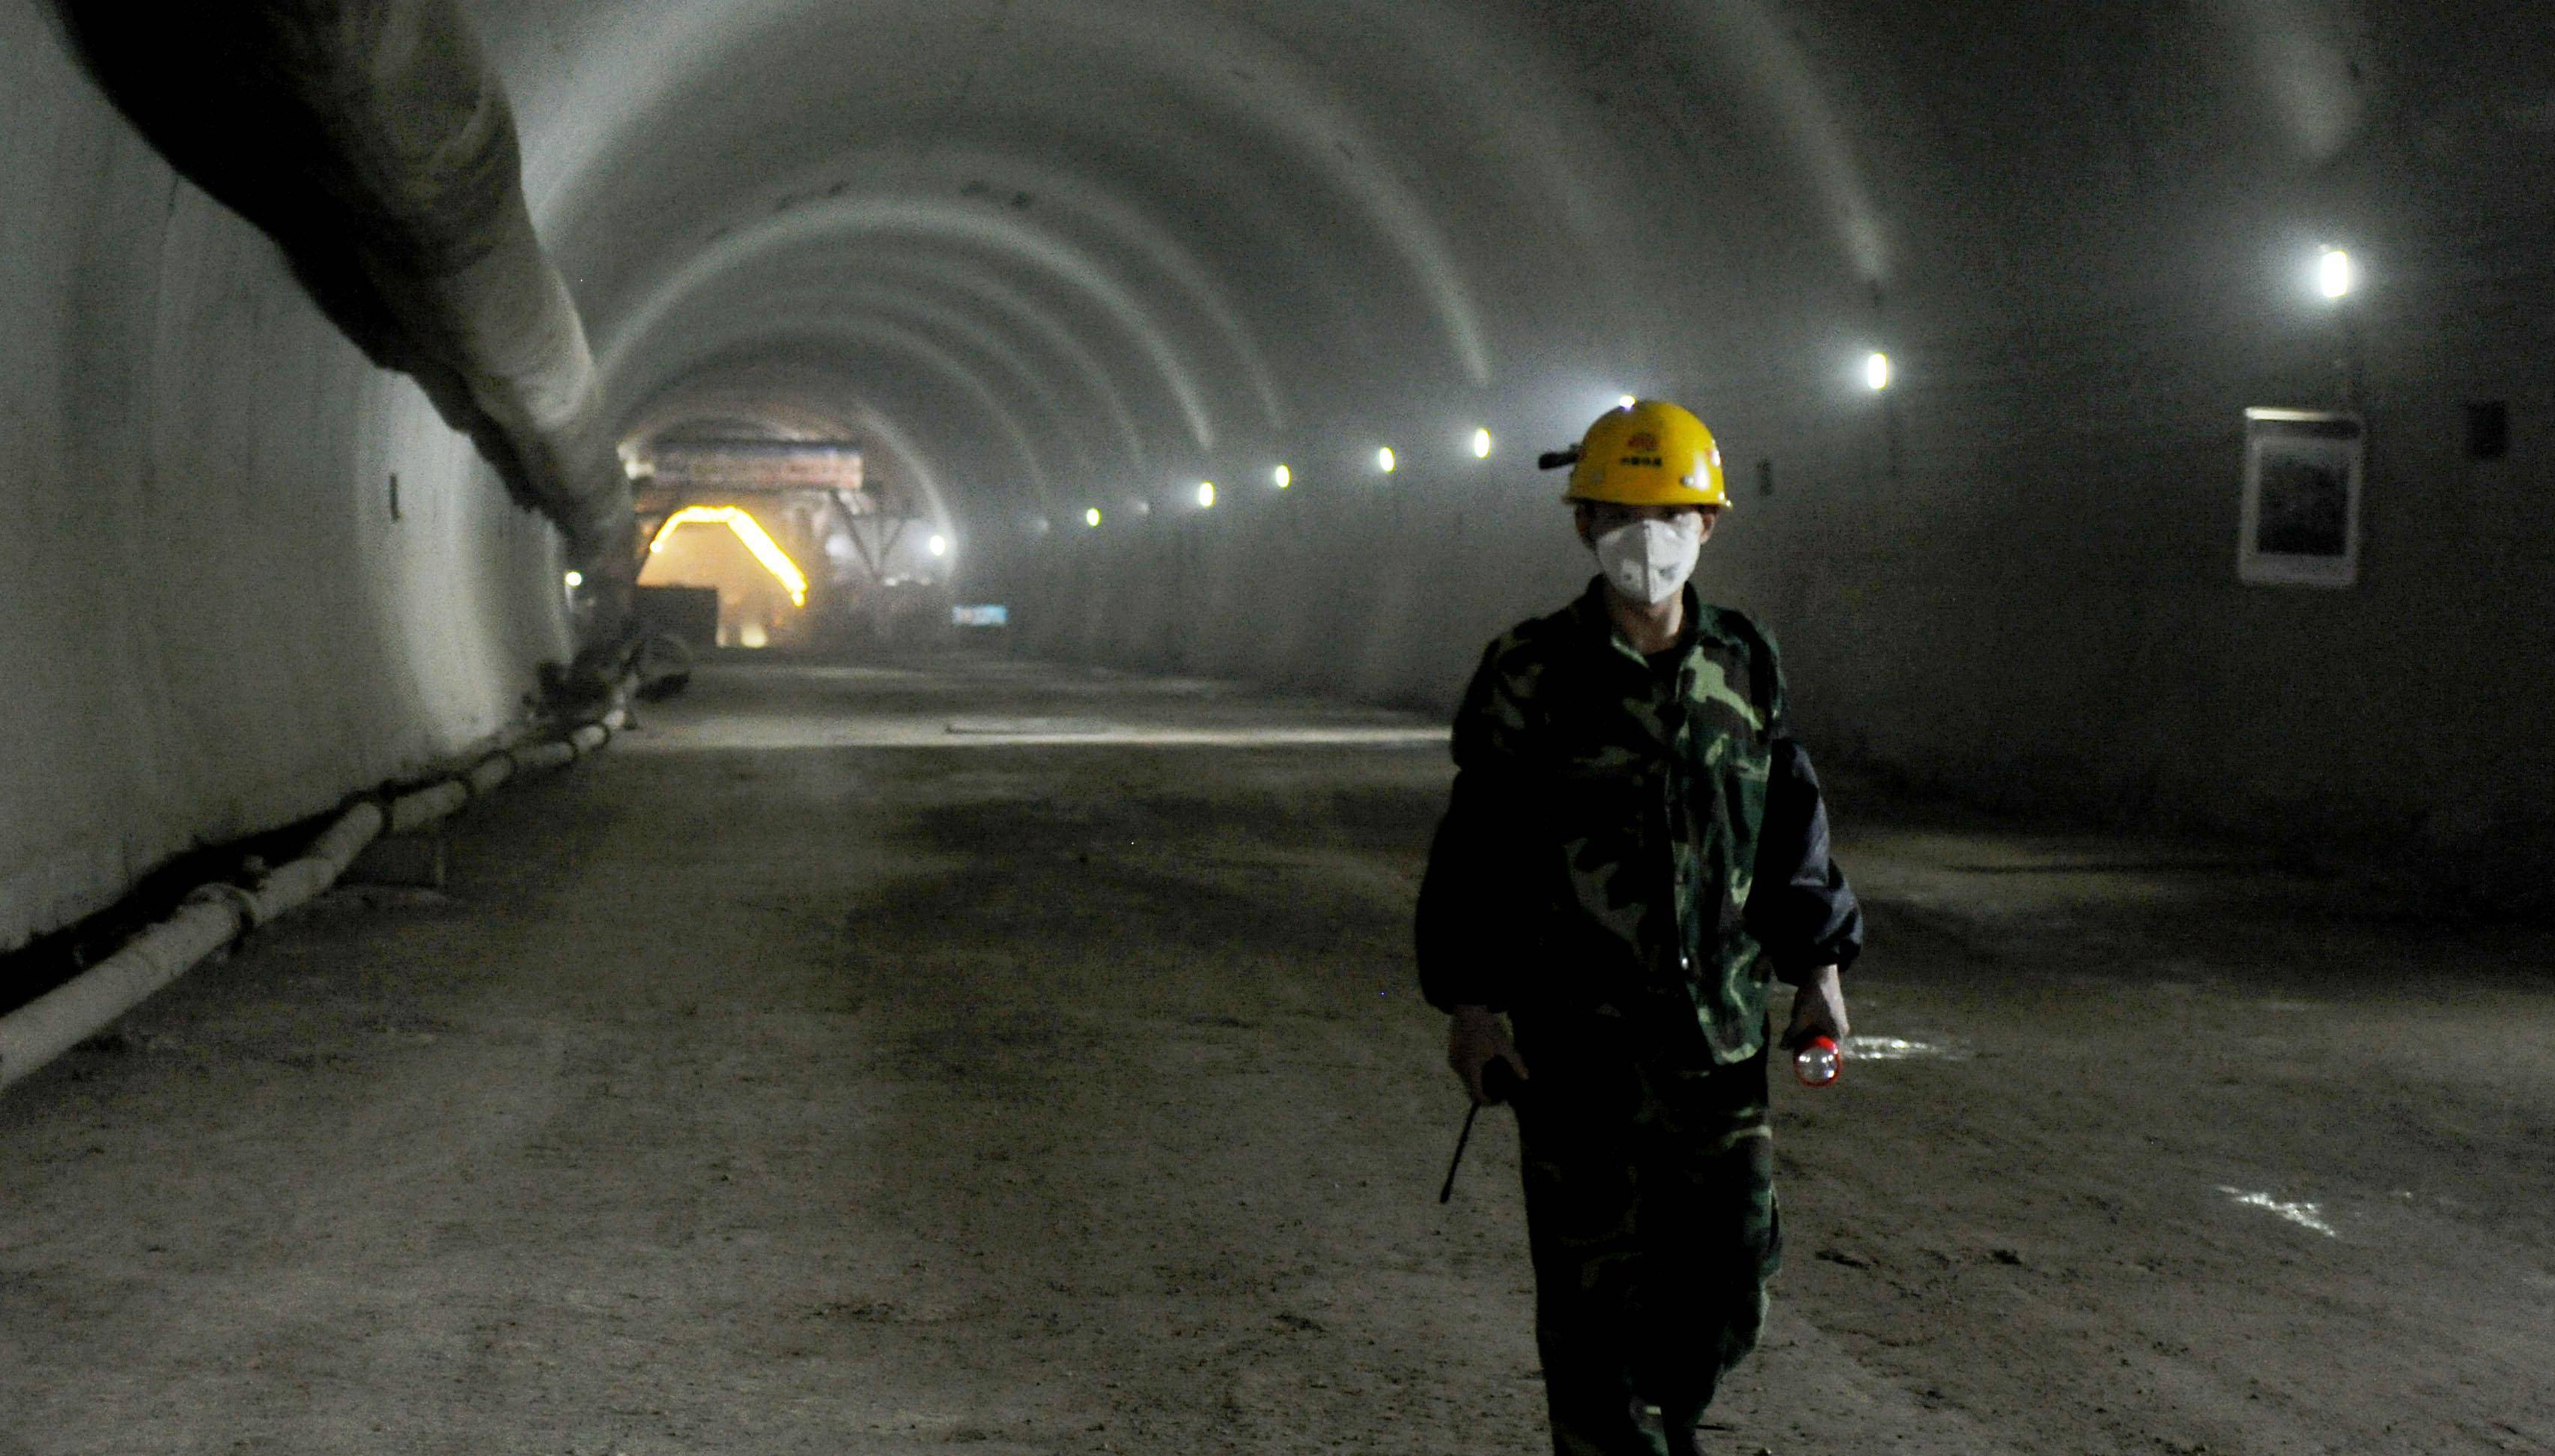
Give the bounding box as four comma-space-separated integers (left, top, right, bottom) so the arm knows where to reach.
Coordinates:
0, 11, 569, 954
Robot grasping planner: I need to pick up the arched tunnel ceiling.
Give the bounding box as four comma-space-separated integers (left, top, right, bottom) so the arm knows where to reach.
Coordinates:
468, 0, 1892, 518
461, 0, 2554, 537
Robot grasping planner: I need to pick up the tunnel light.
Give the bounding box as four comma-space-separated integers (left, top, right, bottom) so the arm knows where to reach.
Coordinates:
1377, 446, 1397, 475
2318, 246, 2355, 299
651, 505, 809, 607
1618, 395, 1638, 412
1273, 463, 1292, 490
1197, 481, 1218, 509
1471, 428, 1493, 460
1865, 352, 1892, 392
1085, 508, 1102, 528
562, 570, 583, 589
928, 533, 950, 558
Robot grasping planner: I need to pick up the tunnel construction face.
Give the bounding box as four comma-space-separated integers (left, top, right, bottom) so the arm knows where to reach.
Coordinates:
627, 437, 956, 651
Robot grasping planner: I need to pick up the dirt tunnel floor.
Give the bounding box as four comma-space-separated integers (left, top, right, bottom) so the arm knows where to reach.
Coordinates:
4, 657, 2552, 1455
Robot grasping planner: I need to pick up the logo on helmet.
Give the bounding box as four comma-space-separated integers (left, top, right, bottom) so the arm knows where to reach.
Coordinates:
1626, 432, 1659, 452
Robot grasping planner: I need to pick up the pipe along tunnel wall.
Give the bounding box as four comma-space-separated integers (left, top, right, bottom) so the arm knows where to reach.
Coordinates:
0, 1, 598, 959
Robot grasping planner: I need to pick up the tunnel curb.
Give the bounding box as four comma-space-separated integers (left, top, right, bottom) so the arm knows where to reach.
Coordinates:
0, 711, 625, 1097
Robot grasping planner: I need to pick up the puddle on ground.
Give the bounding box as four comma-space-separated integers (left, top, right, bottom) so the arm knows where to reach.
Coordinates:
2217, 1185, 2340, 1238
1841, 1034, 1972, 1061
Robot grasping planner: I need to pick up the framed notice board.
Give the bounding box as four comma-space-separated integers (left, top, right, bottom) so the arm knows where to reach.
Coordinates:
2238, 409, 2365, 588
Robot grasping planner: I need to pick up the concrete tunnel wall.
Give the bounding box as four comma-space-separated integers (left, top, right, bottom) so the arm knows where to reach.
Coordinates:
7, 0, 2555, 960
0, 7, 571, 955
511, 0, 2553, 898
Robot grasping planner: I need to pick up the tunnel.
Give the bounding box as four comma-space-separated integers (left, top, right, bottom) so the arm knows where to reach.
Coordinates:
4, 1, 2554, 1451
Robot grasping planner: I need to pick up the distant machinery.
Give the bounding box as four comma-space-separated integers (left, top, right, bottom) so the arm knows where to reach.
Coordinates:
628, 439, 950, 648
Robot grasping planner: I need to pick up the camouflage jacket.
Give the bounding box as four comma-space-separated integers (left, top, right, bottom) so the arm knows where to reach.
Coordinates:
1415, 578, 1862, 1064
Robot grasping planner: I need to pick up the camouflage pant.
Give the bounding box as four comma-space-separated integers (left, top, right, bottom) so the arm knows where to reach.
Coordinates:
1513, 1023, 1780, 1456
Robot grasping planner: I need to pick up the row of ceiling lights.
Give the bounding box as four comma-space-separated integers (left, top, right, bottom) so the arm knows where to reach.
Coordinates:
1108, 248, 2363, 528
1079, 429, 1477, 529
662, 244, 2349, 552
1072, 377, 1898, 530
954, 246, 2366, 541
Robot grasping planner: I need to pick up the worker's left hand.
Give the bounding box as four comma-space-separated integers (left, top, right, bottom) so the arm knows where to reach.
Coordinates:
1781, 963, 1850, 1050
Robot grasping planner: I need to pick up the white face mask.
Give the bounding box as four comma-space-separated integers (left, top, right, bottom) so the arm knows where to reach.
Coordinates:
1592, 514, 1702, 606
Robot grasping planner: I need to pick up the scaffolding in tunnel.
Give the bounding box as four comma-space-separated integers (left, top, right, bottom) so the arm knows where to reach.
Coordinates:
629, 439, 953, 649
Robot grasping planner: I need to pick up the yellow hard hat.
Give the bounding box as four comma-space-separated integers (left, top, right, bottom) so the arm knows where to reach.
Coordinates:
1551, 399, 1728, 508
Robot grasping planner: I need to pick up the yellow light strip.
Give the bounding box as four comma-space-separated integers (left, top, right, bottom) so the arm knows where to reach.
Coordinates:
651, 505, 809, 606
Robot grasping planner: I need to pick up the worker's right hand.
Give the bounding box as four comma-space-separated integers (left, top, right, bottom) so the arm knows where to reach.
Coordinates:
1447, 1004, 1528, 1106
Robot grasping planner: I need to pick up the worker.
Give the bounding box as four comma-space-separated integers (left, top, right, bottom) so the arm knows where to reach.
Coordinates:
1415, 399, 1865, 1455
